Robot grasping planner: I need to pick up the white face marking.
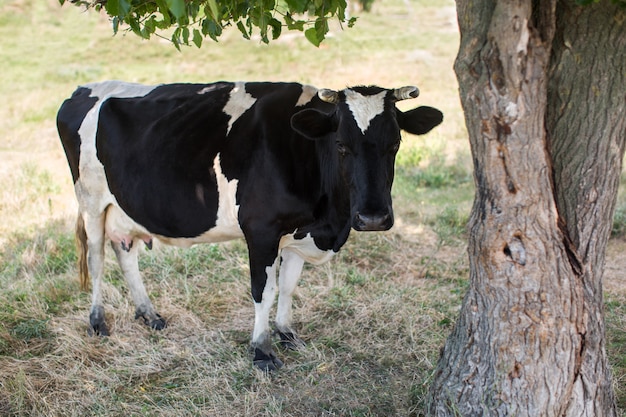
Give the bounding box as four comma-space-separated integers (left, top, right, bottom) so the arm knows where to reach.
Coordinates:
295, 85, 318, 107
223, 82, 256, 135
345, 89, 387, 134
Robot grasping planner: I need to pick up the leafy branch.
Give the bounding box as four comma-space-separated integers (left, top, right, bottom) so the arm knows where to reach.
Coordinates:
60, 0, 356, 48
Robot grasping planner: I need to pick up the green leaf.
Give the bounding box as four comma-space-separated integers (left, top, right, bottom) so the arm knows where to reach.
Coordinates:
284, 0, 309, 13
112, 16, 120, 34
188, 3, 200, 19
207, 0, 220, 19
237, 21, 251, 40
104, 0, 119, 15
259, 11, 271, 41
128, 16, 142, 36
335, 0, 347, 20
142, 16, 156, 38
304, 27, 321, 47
284, 14, 305, 31
166, 0, 186, 20
203, 19, 223, 41
155, 0, 171, 25
269, 17, 282, 40
192, 28, 203, 48
105, 0, 131, 17
171, 28, 182, 50
313, 17, 328, 42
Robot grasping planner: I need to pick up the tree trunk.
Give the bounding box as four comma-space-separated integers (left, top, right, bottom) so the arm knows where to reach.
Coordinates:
427, 0, 625, 415
547, 2, 626, 413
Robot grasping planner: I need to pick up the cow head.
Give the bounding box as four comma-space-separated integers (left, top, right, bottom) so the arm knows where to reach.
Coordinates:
291, 86, 443, 231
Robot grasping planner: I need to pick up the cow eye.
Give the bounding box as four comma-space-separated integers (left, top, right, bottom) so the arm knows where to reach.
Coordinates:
337, 143, 349, 156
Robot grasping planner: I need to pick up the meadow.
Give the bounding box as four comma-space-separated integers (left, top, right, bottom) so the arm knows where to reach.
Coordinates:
0, 0, 624, 415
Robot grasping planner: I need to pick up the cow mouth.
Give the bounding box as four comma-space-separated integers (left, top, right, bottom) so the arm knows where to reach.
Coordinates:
352, 211, 394, 231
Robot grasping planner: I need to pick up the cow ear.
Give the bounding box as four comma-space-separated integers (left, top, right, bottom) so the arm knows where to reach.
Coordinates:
291, 109, 337, 140
397, 106, 443, 135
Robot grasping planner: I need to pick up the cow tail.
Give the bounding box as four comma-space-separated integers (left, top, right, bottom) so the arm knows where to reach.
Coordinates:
75, 213, 90, 291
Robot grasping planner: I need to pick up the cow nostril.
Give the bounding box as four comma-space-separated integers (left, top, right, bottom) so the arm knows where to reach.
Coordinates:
354, 212, 392, 231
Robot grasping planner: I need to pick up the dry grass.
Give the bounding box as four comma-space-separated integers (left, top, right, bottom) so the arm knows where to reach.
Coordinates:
1, 231, 467, 416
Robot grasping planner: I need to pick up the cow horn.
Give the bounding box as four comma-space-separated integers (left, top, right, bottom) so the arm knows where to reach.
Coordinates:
318, 89, 339, 104
393, 86, 419, 101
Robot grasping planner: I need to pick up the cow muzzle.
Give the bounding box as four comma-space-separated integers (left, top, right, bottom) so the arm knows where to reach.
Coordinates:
353, 211, 394, 231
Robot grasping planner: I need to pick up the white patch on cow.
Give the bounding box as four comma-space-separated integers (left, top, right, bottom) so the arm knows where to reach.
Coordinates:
279, 232, 336, 265
223, 82, 256, 135
197, 84, 220, 95
156, 153, 243, 247
209, 153, 242, 239
345, 89, 387, 134
295, 85, 318, 107
252, 258, 279, 344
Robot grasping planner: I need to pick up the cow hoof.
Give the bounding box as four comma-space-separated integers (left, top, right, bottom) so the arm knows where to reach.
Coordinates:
135, 312, 167, 330
253, 348, 284, 372
88, 322, 110, 337
278, 331, 305, 350
89, 306, 110, 336
148, 315, 167, 330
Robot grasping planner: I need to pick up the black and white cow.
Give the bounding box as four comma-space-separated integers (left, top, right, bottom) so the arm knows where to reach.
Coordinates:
57, 81, 443, 371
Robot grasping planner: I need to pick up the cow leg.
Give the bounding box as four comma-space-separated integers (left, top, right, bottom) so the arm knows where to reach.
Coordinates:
111, 241, 166, 330
246, 236, 284, 371
251, 257, 283, 371
84, 213, 109, 336
275, 249, 306, 350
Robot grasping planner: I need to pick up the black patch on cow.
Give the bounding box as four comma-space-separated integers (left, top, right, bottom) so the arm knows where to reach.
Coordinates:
96, 83, 234, 238
57, 87, 98, 183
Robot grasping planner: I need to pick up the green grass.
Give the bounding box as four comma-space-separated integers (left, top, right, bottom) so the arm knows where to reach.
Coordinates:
0, 0, 624, 415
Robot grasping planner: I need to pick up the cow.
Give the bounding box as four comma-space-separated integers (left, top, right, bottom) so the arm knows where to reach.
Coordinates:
56, 81, 443, 371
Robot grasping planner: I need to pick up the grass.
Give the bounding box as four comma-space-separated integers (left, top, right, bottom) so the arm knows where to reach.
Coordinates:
606, 295, 626, 412
0, 0, 624, 415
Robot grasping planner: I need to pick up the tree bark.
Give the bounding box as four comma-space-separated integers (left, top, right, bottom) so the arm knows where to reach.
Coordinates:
547, 2, 626, 414
427, 0, 625, 415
